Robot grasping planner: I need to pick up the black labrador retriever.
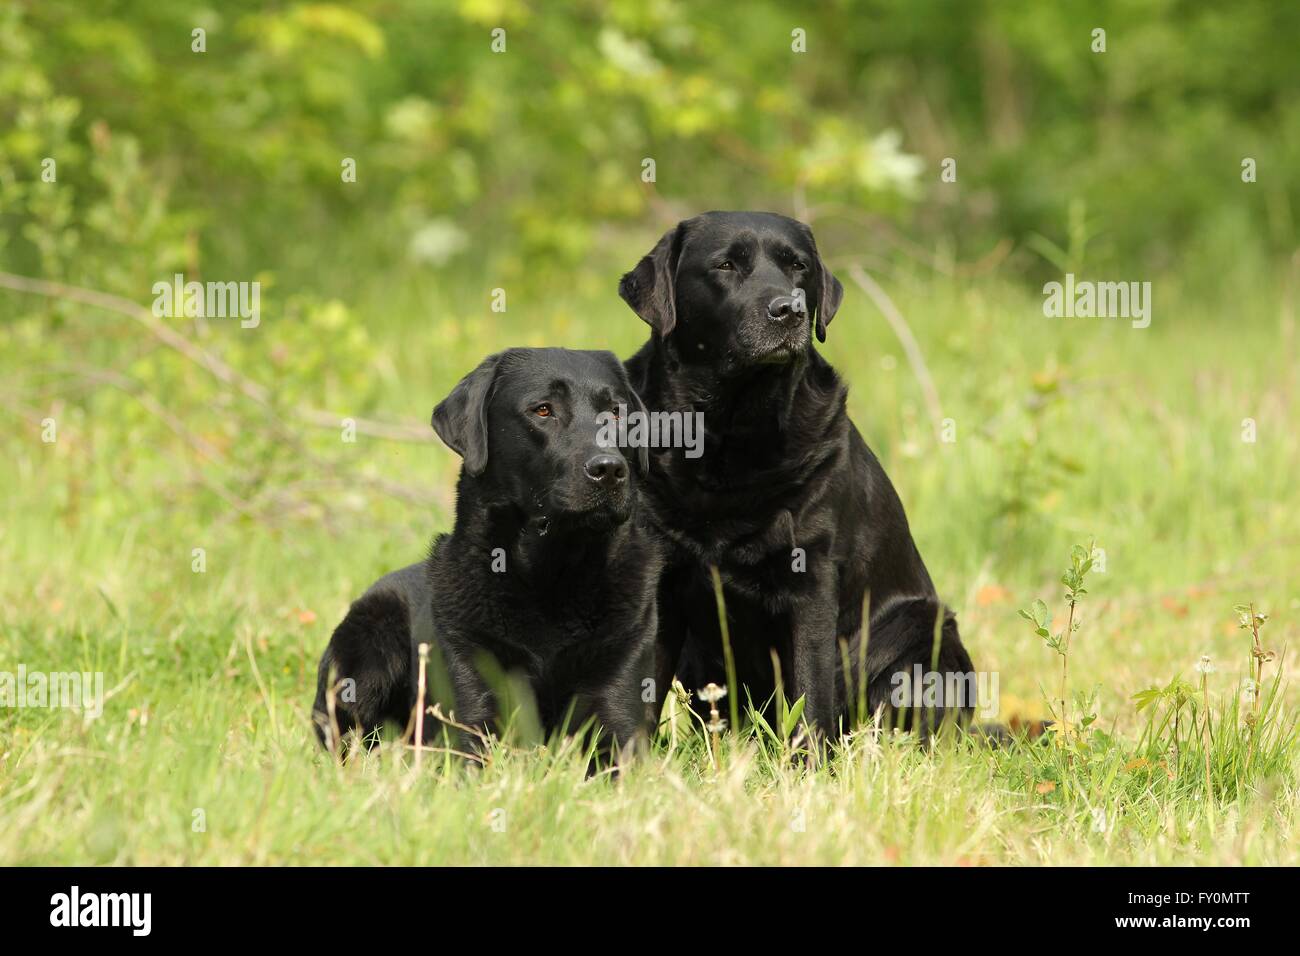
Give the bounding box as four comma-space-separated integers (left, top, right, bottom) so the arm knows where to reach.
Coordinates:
620, 211, 976, 743
311, 348, 661, 760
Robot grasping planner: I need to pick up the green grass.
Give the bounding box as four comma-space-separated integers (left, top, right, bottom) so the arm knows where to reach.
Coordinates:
2, 261, 1297, 865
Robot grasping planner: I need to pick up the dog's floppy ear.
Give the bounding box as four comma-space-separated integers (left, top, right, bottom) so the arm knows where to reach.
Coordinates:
619, 223, 682, 336
814, 264, 845, 343
431, 352, 503, 476
803, 226, 845, 343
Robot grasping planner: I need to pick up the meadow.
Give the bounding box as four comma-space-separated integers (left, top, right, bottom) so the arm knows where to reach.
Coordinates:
2, 253, 1296, 865
3, 0, 1298, 867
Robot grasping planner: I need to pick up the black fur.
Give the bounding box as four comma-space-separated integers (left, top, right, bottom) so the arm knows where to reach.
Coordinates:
312, 348, 662, 761
621, 211, 976, 742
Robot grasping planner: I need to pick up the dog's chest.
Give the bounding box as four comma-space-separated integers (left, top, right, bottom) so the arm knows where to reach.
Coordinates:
652, 469, 817, 554
657, 502, 830, 613
481, 566, 648, 661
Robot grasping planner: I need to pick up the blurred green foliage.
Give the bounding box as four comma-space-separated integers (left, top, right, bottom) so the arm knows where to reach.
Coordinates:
3, 0, 1297, 298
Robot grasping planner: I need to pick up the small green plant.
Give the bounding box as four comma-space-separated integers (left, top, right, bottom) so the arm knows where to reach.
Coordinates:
1195, 654, 1216, 799
1133, 675, 1198, 777
1019, 542, 1094, 738
748, 683, 807, 760
989, 366, 1084, 529
1235, 603, 1276, 768
1132, 602, 1295, 803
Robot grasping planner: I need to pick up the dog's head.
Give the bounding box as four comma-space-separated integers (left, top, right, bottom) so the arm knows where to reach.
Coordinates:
618, 211, 844, 375
432, 348, 648, 533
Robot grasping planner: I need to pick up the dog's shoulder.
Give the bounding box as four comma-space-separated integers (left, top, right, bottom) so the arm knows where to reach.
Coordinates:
426, 527, 501, 635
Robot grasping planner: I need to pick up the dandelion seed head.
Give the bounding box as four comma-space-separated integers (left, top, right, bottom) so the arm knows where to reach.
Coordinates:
697, 682, 727, 703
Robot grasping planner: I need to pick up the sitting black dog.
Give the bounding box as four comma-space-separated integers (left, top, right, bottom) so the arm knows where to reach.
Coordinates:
311, 348, 661, 760
620, 211, 976, 742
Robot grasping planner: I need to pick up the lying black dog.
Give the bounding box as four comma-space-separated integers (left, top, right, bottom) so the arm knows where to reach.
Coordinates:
620, 211, 976, 741
311, 348, 661, 760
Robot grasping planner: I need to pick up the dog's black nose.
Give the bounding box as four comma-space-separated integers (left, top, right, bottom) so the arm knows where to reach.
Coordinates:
584, 454, 628, 484
767, 296, 794, 321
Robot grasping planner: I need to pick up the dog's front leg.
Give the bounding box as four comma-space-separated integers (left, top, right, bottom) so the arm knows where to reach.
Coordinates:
443, 651, 497, 758
789, 581, 839, 756
591, 639, 656, 773
593, 701, 648, 773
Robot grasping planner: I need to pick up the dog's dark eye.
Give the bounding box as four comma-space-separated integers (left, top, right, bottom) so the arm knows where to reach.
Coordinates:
715, 260, 735, 271
533, 404, 553, 418
792, 260, 807, 272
